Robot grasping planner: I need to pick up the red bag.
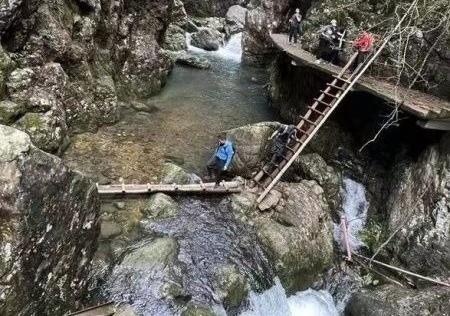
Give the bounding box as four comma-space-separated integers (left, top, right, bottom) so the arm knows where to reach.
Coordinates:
353, 32, 375, 52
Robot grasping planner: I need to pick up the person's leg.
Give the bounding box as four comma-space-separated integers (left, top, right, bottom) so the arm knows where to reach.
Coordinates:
206, 155, 217, 179
289, 27, 294, 43
293, 27, 298, 44
215, 159, 226, 186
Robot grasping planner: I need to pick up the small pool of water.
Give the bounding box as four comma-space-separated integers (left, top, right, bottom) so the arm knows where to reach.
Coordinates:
63, 34, 276, 182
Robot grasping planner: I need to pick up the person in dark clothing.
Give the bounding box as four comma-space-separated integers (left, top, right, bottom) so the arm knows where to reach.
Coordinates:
317, 19, 344, 64
206, 133, 235, 186
288, 8, 302, 45
267, 124, 298, 167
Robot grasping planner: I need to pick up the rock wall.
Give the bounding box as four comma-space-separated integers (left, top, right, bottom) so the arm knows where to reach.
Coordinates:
0, 125, 100, 315
384, 132, 449, 279
183, 0, 247, 17
0, 0, 177, 154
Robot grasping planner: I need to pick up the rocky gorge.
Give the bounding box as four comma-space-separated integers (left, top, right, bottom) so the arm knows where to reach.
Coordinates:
1, 0, 449, 315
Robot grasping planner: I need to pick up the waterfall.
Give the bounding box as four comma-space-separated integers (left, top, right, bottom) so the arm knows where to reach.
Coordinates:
241, 278, 339, 316
334, 178, 369, 252
186, 32, 243, 63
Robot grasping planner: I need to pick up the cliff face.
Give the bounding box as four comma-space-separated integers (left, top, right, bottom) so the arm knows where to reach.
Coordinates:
0, 125, 100, 315
0, 0, 177, 154
183, 0, 246, 17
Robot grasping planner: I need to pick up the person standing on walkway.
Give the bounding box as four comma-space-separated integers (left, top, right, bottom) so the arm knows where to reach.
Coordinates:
288, 8, 302, 45
206, 133, 235, 186
317, 19, 343, 64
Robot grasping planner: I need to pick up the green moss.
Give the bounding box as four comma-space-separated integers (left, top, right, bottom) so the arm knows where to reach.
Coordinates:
360, 219, 388, 254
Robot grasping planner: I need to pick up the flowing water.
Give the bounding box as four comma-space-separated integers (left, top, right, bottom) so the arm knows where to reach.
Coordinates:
241, 278, 339, 316
333, 178, 369, 252
63, 33, 275, 182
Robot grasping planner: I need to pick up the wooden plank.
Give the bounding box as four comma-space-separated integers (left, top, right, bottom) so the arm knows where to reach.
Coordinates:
270, 33, 450, 121
66, 302, 116, 316
97, 181, 242, 196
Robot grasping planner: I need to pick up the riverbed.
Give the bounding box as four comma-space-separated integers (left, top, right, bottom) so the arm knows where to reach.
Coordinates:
63, 34, 276, 183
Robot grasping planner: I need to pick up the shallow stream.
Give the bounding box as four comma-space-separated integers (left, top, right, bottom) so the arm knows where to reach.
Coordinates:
63, 34, 275, 182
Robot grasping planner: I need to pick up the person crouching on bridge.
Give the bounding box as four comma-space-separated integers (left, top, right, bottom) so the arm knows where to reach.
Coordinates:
206, 133, 235, 187
288, 8, 302, 45
317, 19, 343, 65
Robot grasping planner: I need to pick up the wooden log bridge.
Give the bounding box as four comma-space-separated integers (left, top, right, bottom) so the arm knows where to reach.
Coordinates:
96, 181, 243, 196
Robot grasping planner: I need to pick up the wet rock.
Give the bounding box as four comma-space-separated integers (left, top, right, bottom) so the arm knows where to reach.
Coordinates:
184, 20, 199, 33
130, 101, 159, 113
144, 193, 179, 219
176, 53, 212, 69
184, 0, 241, 17
226, 121, 279, 178
191, 28, 224, 51
113, 201, 126, 210
384, 133, 450, 279
256, 181, 334, 292
13, 111, 68, 154
345, 285, 450, 316
181, 303, 216, 316
229, 191, 257, 219
225, 5, 247, 33
0, 100, 25, 124
294, 153, 342, 210
212, 264, 249, 309
160, 162, 192, 184
105, 237, 181, 314
100, 220, 122, 240
0, 125, 99, 315
163, 24, 187, 52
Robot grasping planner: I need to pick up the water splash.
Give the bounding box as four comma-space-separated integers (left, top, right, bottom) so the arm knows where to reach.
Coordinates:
334, 178, 369, 251
186, 32, 243, 63
241, 278, 339, 316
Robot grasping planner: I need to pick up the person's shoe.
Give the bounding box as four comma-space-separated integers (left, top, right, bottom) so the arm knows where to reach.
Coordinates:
214, 182, 220, 188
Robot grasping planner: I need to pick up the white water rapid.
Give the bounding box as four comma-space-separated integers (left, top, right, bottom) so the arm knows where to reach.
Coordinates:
186, 32, 243, 63
334, 178, 369, 252
241, 278, 339, 316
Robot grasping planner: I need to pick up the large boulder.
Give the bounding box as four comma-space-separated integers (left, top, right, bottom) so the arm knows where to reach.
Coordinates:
183, 0, 246, 17
0, 125, 99, 315
13, 111, 68, 154
226, 122, 279, 178
144, 193, 179, 219
294, 153, 342, 210
104, 237, 181, 315
163, 24, 187, 52
225, 5, 247, 33
160, 162, 192, 184
345, 285, 450, 316
384, 133, 450, 279
255, 181, 334, 292
191, 28, 224, 51
212, 264, 249, 309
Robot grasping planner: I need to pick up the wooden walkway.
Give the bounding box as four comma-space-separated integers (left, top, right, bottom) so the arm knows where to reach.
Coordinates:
97, 181, 242, 196
271, 33, 450, 122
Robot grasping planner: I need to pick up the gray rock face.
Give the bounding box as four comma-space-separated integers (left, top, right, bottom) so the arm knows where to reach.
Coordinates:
385, 133, 449, 279
144, 193, 179, 218
225, 5, 247, 33
346, 285, 450, 316
0, 0, 180, 152
0, 100, 24, 124
226, 121, 279, 178
163, 24, 187, 51
255, 181, 334, 292
183, 0, 246, 17
0, 125, 99, 315
191, 28, 224, 51
176, 54, 211, 69
160, 162, 192, 184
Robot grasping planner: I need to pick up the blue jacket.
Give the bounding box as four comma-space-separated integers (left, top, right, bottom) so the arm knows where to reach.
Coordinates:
215, 140, 235, 169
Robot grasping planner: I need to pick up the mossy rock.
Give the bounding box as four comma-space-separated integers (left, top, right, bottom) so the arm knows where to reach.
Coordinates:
144, 193, 179, 219
160, 162, 191, 184
0, 101, 25, 125
212, 264, 249, 309
182, 303, 216, 316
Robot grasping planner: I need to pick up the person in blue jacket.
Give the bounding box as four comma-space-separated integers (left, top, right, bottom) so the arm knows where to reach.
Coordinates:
206, 133, 235, 186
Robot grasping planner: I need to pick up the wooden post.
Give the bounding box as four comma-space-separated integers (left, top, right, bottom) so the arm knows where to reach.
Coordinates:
341, 215, 352, 261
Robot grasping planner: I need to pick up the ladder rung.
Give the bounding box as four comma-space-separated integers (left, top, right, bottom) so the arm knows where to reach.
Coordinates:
313, 98, 332, 107
295, 126, 310, 135
267, 161, 280, 169
285, 145, 296, 153
299, 116, 318, 126
327, 83, 346, 91
333, 75, 352, 84
320, 90, 339, 98
262, 169, 274, 179
308, 106, 326, 116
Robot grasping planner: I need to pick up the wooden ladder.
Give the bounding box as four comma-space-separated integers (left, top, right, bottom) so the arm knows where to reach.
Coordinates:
253, 52, 364, 204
